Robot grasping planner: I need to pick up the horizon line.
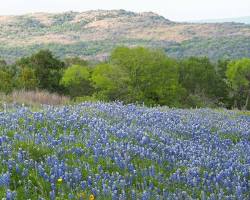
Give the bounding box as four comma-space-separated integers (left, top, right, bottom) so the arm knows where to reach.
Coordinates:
0, 9, 249, 23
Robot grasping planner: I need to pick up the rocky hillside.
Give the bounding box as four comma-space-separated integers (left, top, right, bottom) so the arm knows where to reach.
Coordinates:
0, 10, 250, 61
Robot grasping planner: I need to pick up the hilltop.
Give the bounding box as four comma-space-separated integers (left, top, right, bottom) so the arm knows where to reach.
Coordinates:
0, 10, 250, 61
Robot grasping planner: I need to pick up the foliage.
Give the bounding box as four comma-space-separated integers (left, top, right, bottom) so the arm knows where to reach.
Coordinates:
226, 58, 250, 109
110, 47, 184, 106
0, 47, 250, 109
166, 36, 250, 61
17, 50, 65, 93
17, 67, 38, 90
179, 57, 229, 107
216, 59, 230, 79
60, 65, 94, 97
91, 63, 129, 102
1, 36, 249, 63
64, 57, 88, 68
0, 70, 13, 94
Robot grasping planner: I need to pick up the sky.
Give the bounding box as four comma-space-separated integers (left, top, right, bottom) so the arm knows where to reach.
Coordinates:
0, 0, 249, 21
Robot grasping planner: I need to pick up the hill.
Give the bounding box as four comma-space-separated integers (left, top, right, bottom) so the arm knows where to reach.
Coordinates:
0, 10, 250, 61
192, 16, 250, 24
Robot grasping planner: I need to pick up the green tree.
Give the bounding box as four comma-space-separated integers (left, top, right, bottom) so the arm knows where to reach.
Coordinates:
18, 67, 38, 90
226, 58, 250, 110
0, 70, 13, 94
60, 65, 94, 98
179, 57, 226, 107
215, 59, 232, 107
17, 50, 65, 93
110, 46, 183, 106
216, 59, 230, 79
0, 61, 19, 93
91, 63, 129, 101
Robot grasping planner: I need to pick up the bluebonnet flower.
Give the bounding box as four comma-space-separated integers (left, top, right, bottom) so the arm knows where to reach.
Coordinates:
0, 172, 10, 187
49, 190, 55, 200
0, 103, 249, 199
6, 189, 16, 200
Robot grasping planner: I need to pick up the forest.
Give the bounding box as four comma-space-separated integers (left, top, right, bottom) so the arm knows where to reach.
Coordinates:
0, 46, 249, 110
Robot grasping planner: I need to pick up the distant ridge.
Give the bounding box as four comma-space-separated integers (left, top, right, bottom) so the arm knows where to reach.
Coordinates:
191, 16, 250, 24
0, 10, 249, 62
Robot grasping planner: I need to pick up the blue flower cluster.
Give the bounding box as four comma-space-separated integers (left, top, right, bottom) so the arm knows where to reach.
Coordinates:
0, 103, 249, 199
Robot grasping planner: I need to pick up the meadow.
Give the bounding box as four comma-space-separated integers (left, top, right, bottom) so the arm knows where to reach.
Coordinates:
0, 102, 249, 199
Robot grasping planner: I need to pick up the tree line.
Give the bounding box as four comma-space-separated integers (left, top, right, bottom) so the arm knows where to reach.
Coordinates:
0, 47, 249, 110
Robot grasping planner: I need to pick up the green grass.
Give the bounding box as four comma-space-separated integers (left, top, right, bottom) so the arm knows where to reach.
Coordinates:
13, 141, 53, 162
219, 133, 241, 144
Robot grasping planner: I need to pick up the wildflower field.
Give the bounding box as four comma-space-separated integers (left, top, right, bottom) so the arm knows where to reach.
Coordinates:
0, 102, 249, 199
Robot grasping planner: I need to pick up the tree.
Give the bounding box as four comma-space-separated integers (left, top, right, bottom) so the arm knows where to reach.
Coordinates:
91, 63, 129, 101
110, 46, 183, 106
216, 59, 230, 79
0, 61, 20, 93
60, 65, 94, 98
179, 57, 226, 107
18, 67, 38, 90
215, 59, 232, 107
226, 58, 250, 110
17, 50, 65, 93
0, 70, 13, 94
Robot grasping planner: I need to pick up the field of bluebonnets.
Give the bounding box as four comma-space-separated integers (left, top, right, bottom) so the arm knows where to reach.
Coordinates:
0, 102, 249, 200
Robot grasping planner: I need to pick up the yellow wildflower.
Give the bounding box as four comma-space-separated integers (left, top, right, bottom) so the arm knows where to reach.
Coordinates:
77, 192, 86, 199
57, 178, 63, 183
89, 194, 95, 200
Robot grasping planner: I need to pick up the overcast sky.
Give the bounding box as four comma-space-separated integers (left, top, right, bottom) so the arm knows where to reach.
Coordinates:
0, 0, 249, 21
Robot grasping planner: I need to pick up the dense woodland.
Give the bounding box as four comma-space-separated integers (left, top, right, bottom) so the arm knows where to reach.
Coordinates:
0, 47, 249, 110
